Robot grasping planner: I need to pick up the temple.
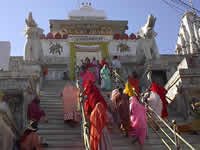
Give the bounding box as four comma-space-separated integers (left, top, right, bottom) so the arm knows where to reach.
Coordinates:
0, 2, 200, 150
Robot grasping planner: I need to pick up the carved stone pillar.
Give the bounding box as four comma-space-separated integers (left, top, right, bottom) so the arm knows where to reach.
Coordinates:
193, 22, 200, 48
182, 24, 190, 54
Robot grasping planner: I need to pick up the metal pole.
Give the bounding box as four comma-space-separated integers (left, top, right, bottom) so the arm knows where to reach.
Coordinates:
172, 120, 181, 150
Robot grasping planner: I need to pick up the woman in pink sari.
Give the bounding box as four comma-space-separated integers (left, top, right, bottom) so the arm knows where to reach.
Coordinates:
129, 96, 147, 145
62, 83, 80, 127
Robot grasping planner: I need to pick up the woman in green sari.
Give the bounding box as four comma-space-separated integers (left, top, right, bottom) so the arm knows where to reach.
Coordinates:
100, 64, 112, 91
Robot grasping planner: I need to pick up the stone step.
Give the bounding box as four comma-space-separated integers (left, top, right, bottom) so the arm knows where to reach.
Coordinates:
45, 115, 64, 120
40, 102, 63, 105
40, 105, 63, 109
43, 134, 82, 141
38, 129, 81, 136
45, 148, 84, 150
44, 111, 64, 116
39, 124, 79, 130
40, 98, 62, 102
41, 108, 64, 112
42, 139, 83, 148
43, 119, 65, 125
40, 93, 61, 98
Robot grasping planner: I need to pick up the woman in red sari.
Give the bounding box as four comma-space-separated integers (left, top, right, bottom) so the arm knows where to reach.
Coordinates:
28, 96, 47, 122
151, 82, 168, 119
90, 102, 112, 150
84, 80, 107, 118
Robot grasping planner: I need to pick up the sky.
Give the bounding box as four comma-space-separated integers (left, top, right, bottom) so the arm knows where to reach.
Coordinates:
0, 0, 199, 56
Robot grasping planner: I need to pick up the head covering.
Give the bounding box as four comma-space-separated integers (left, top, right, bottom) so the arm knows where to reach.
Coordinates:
90, 102, 108, 150
150, 82, 168, 118
129, 96, 147, 144
28, 120, 38, 131
19, 120, 38, 144
84, 80, 107, 117
123, 81, 137, 97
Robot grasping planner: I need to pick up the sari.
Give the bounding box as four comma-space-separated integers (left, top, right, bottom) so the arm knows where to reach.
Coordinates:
96, 64, 101, 84
84, 81, 107, 118
28, 97, 46, 121
129, 96, 147, 145
100, 65, 112, 91
151, 82, 168, 119
110, 89, 130, 130
62, 83, 80, 122
128, 76, 140, 98
90, 102, 112, 150
80, 70, 95, 89
147, 91, 163, 120
123, 81, 136, 98
19, 129, 44, 150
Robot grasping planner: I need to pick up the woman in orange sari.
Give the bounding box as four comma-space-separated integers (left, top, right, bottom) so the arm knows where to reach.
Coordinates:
90, 102, 112, 150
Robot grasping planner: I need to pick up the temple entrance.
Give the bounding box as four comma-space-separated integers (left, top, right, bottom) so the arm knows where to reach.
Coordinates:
76, 47, 102, 66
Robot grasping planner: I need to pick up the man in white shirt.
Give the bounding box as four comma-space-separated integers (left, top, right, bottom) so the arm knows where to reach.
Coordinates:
112, 56, 121, 74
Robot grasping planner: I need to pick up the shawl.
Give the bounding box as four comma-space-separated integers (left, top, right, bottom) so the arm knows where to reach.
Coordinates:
80, 70, 95, 88
151, 82, 168, 118
90, 102, 108, 150
129, 96, 147, 144
84, 81, 108, 117
28, 97, 45, 121
123, 81, 136, 98
100, 60, 109, 68
128, 77, 140, 97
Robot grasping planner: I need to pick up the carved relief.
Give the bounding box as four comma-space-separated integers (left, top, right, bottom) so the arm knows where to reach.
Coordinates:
60, 24, 113, 35
49, 42, 63, 55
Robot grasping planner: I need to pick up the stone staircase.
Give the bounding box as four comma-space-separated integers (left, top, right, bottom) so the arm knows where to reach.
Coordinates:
100, 89, 166, 150
37, 80, 199, 150
38, 80, 84, 150
100, 85, 200, 150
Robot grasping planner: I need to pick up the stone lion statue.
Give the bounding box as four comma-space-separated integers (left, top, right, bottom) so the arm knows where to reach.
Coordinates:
136, 14, 160, 63
24, 12, 44, 62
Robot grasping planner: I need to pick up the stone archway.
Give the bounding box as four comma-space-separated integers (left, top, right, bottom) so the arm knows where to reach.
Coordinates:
69, 42, 109, 80
75, 46, 102, 66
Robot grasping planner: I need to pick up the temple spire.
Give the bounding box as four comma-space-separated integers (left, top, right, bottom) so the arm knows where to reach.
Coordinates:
189, 0, 196, 14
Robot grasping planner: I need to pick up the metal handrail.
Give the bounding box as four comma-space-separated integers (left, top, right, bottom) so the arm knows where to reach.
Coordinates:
75, 80, 91, 150
111, 70, 196, 150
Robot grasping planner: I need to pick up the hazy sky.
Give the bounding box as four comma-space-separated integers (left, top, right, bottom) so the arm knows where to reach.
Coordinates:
0, 0, 199, 56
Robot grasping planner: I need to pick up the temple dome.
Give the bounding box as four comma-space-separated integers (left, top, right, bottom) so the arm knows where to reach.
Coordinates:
68, 2, 107, 20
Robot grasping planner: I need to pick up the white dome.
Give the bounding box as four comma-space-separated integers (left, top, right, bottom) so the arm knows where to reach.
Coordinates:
68, 3, 107, 20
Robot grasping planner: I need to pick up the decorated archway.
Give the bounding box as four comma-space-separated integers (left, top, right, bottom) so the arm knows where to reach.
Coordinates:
69, 42, 109, 80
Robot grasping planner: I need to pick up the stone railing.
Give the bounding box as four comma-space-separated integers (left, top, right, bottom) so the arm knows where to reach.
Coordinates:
43, 56, 70, 65
165, 68, 200, 103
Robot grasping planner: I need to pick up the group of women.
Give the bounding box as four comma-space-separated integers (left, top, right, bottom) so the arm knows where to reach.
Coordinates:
76, 57, 112, 91
110, 72, 147, 146
62, 58, 170, 150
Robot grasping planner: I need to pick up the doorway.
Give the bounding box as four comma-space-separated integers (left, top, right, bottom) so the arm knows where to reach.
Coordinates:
76, 48, 102, 66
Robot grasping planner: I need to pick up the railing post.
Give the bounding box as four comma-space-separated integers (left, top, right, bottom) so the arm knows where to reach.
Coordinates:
172, 120, 180, 150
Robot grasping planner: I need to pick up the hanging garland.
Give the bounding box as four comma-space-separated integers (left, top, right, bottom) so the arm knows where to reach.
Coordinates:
69, 42, 109, 80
